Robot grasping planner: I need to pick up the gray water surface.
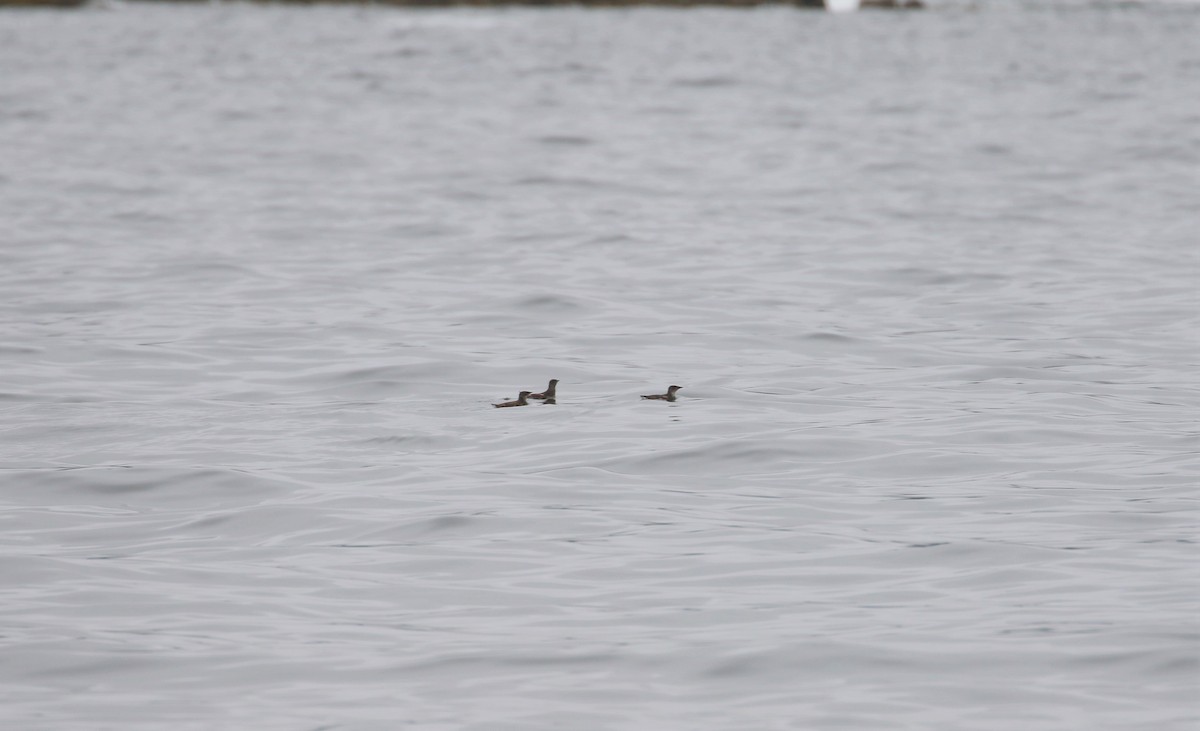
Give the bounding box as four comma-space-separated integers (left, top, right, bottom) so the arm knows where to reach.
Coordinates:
1, 3, 1197, 730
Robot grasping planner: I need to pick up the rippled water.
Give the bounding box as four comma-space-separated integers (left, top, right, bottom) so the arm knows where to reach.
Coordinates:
1, 2, 1197, 729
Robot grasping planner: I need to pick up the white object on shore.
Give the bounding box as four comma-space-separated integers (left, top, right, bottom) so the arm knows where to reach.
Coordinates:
825, 0, 861, 11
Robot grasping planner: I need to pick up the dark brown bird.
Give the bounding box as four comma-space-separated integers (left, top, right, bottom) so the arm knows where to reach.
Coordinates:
528, 379, 558, 401
494, 391, 531, 408
641, 385, 682, 402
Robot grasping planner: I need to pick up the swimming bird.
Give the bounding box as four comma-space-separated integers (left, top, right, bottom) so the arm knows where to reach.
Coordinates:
494, 391, 531, 408
528, 379, 558, 401
641, 385, 682, 402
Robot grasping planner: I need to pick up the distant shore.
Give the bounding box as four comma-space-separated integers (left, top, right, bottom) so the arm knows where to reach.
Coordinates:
1, 0, 90, 5
0, 0, 923, 8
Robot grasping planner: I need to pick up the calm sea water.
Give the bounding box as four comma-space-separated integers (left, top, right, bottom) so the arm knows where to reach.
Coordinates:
1, 2, 1197, 729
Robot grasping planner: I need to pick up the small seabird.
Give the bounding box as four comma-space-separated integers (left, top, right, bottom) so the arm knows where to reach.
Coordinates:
528, 379, 558, 401
494, 391, 531, 408
641, 385, 683, 402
